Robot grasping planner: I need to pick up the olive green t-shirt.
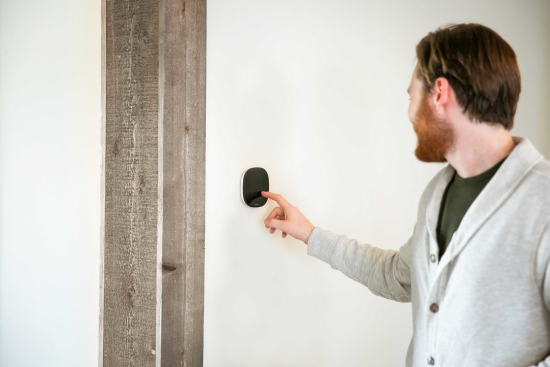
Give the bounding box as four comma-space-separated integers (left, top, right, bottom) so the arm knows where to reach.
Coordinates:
436, 155, 508, 260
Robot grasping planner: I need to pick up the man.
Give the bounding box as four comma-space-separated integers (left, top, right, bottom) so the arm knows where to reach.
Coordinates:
261, 23, 550, 367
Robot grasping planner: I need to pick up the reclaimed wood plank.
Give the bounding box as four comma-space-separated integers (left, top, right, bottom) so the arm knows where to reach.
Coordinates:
160, 0, 206, 365
102, 0, 160, 365
101, 0, 206, 365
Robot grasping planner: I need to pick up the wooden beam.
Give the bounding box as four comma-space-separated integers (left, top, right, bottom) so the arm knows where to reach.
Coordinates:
160, 0, 206, 365
100, 0, 206, 365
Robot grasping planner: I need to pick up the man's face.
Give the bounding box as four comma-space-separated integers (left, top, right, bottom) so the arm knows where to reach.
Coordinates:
407, 67, 454, 163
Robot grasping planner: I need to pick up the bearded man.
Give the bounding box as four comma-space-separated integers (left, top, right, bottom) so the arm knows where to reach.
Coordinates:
261, 23, 550, 367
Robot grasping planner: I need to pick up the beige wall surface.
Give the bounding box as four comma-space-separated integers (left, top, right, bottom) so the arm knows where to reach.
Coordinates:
0, 0, 548, 366
0, 0, 100, 366
205, 0, 550, 366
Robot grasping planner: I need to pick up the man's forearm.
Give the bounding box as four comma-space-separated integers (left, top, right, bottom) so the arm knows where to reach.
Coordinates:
307, 226, 413, 303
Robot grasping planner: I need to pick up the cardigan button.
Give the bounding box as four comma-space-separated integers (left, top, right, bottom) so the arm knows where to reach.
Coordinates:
427, 356, 435, 365
430, 303, 439, 313
430, 254, 436, 263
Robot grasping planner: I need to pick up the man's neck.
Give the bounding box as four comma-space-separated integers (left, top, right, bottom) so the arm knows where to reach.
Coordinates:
445, 123, 516, 179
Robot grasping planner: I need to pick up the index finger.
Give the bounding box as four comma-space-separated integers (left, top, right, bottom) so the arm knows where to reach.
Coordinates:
261, 191, 291, 209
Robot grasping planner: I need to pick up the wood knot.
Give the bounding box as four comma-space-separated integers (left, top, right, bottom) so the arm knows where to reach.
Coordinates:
162, 264, 177, 271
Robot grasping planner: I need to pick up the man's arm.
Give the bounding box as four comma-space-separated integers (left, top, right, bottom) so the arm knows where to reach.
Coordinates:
259, 191, 415, 303
306, 226, 414, 303
532, 222, 550, 367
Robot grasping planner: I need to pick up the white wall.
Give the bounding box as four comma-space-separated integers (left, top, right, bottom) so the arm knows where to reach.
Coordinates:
0, 0, 101, 366
205, 0, 550, 366
0, 0, 548, 366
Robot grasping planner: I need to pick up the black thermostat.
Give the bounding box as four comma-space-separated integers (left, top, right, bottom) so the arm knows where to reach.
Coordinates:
241, 167, 269, 207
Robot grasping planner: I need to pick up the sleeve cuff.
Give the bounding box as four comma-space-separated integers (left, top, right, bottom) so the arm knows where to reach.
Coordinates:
306, 226, 342, 265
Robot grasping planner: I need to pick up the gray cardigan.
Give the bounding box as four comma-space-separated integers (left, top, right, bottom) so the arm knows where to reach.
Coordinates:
307, 136, 550, 367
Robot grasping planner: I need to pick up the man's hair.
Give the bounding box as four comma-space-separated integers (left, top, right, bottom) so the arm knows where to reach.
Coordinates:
415, 23, 521, 130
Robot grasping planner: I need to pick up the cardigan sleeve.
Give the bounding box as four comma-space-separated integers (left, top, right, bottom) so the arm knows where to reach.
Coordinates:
530, 222, 550, 367
306, 226, 414, 303
534, 221, 550, 314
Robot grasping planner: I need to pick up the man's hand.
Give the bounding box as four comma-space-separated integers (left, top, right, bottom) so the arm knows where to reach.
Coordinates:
261, 191, 315, 244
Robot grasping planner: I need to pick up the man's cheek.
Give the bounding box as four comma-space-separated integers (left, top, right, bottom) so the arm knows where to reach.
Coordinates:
408, 101, 419, 122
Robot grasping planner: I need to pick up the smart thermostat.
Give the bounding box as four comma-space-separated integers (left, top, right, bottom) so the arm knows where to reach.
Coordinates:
241, 167, 269, 207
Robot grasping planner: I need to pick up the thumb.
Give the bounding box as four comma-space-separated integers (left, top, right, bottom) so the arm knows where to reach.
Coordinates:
265, 218, 289, 233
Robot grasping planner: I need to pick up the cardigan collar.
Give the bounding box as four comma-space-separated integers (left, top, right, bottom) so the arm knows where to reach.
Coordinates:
423, 136, 544, 278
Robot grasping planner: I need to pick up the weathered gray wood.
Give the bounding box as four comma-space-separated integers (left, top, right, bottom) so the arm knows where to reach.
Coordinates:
160, 0, 206, 365
102, 0, 159, 365
101, 0, 206, 365
99, 0, 106, 365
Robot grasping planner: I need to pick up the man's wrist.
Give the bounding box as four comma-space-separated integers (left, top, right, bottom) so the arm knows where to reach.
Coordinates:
304, 225, 315, 245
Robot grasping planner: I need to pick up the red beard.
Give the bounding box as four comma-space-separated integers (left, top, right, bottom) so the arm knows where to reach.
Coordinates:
412, 93, 454, 162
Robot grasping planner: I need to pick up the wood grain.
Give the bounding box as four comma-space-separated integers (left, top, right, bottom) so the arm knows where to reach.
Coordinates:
160, 0, 206, 365
103, 0, 159, 365
101, 0, 206, 365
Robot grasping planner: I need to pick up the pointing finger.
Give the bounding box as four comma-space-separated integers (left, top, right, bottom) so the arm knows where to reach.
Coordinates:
261, 191, 291, 210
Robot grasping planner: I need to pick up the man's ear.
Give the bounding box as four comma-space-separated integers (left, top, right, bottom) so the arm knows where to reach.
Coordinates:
433, 77, 449, 112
